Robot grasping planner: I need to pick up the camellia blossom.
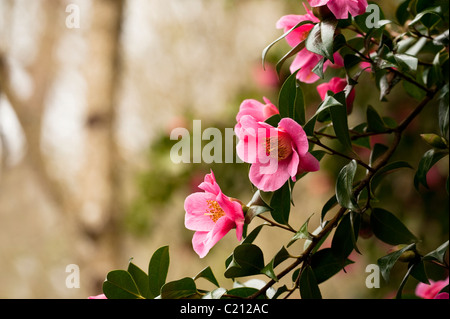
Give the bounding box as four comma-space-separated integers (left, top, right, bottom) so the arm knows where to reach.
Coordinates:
88, 294, 107, 299
308, 0, 368, 20
184, 171, 245, 258
415, 277, 449, 299
235, 97, 279, 138
237, 116, 319, 192
316, 77, 356, 113
276, 5, 344, 83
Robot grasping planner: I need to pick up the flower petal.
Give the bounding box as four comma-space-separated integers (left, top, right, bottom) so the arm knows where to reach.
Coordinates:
278, 118, 309, 156
184, 192, 217, 231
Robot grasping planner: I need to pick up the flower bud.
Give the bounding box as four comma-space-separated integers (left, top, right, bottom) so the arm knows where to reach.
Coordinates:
387, 245, 417, 262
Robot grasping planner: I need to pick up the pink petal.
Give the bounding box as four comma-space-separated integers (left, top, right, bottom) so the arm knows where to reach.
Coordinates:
278, 118, 309, 156
192, 218, 236, 258
249, 159, 291, 192
308, 0, 329, 7
298, 152, 320, 173
434, 293, 449, 299
198, 170, 221, 195
88, 294, 107, 299
184, 192, 217, 231
326, 0, 368, 20
288, 148, 300, 179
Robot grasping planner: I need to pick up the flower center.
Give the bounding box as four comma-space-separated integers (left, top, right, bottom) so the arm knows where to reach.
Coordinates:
205, 200, 225, 223
265, 130, 293, 161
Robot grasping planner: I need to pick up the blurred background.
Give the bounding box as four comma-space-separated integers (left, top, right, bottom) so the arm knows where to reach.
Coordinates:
0, 0, 447, 299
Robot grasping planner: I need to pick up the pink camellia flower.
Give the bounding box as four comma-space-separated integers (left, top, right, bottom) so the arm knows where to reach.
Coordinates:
236, 116, 319, 192
276, 3, 344, 83
184, 171, 245, 258
88, 294, 107, 299
308, 0, 368, 20
434, 293, 449, 299
276, 3, 319, 48
235, 97, 279, 138
415, 277, 449, 299
290, 50, 344, 83
316, 77, 356, 113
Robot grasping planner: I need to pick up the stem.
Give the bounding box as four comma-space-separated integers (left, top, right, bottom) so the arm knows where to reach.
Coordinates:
256, 214, 296, 233
309, 137, 375, 172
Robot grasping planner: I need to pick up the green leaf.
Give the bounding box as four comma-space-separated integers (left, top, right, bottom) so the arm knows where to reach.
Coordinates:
193, 266, 220, 288
148, 246, 170, 299
369, 143, 389, 166
408, 6, 442, 28
366, 105, 386, 133
225, 287, 263, 299
394, 54, 418, 72
299, 266, 322, 299
370, 208, 417, 245
261, 246, 291, 281
396, 0, 412, 25
321, 194, 337, 224
270, 181, 291, 225
423, 240, 449, 263
245, 205, 271, 224
439, 83, 449, 138
103, 270, 143, 299
160, 277, 199, 299
409, 260, 430, 285
414, 149, 448, 189
127, 261, 150, 298
395, 263, 415, 299
305, 18, 338, 62
278, 70, 306, 124
287, 214, 314, 247
377, 243, 415, 282
225, 224, 265, 268
262, 20, 315, 69
335, 160, 358, 211
276, 41, 306, 75
330, 93, 352, 152
310, 248, 354, 284
331, 212, 361, 260
224, 244, 265, 278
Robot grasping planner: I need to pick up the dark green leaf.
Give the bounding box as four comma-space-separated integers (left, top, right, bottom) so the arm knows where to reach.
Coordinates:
396, 263, 415, 299
320, 18, 338, 62
331, 212, 361, 260
394, 54, 418, 71
439, 84, 449, 138
225, 224, 265, 268
278, 70, 305, 124
335, 160, 358, 211
160, 277, 199, 299
287, 214, 314, 247
276, 41, 306, 75
423, 240, 449, 263
148, 246, 170, 299
193, 266, 220, 288
330, 94, 352, 152
225, 287, 263, 299
366, 105, 386, 133
127, 261, 150, 298
299, 266, 322, 299
245, 205, 271, 224
410, 260, 430, 284
310, 248, 354, 284
321, 195, 337, 224
370, 208, 417, 245
420, 133, 448, 149
369, 143, 389, 167
265, 114, 281, 127
261, 246, 291, 281
270, 181, 291, 225
103, 270, 143, 299
414, 149, 448, 189
377, 243, 415, 282
224, 244, 265, 278
396, 0, 412, 25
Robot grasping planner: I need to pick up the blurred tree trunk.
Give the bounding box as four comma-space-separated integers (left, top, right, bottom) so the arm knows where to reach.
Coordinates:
78, 0, 125, 291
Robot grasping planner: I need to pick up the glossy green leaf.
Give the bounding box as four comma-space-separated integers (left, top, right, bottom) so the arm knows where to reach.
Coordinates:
299, 266, 322, 299
423, 240, 449, 263
331, 212, 361, 260
377, 243, 415, 282
439, 84, 449, 138
396, 0, 412, 25
261, 246, 291, 281
335, 160, 358, 211
127, 261, 150, 298
420, 133, 448, 149
160, 277, 199, 299
310, 248, 354, 284
224, 244, 265, 278
278, 70, 305, 125
193, 266, 220, 288
287, 214, 314, 247
225, 224, 265, 268
330, 94, 352, 152
369, 143, 389, 166
276, 41, 306, 75
371, 161, 413, 192
394, 53, 418, 71
414, 149, 448, 189
270, 181, 291, 225
321, 194, 337, 224
225, 287, 263, 299
370, 208, 417, 245
409, 260, 430, 285
148, 245, 170, 299
103, 270, 143, 299
366, 105, 386, 133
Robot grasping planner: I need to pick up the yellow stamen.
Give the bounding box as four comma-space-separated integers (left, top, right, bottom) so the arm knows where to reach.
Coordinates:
265, 133, 292, 161
205, 200, 225, 223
